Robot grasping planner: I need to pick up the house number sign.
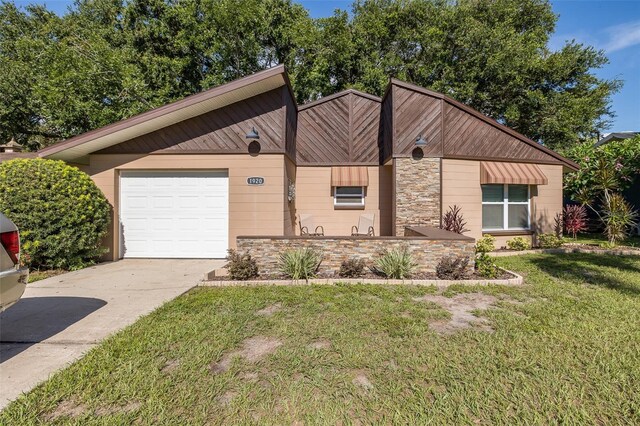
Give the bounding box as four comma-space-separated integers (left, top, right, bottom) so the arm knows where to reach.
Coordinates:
247, 177, 265, 186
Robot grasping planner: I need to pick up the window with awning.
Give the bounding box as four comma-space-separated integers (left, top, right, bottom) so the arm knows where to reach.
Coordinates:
331, 167, 368, 209
331, 166, 369, 187
480, 162, 548, 185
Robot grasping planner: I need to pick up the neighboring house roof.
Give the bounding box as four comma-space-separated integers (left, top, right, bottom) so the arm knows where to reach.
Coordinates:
0, 152, 37, 163
595, 131, 639, 147
37, 65, 578, 171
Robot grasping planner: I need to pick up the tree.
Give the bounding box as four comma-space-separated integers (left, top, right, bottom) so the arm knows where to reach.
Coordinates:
0, 0, 620, 152
0, 2, 152, 151
340, 0, 620, 151
564, 136, 640, 244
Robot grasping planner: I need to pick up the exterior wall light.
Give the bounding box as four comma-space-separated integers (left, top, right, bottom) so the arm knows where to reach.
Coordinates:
246, 126, 260, 139
415, 134, 427, 146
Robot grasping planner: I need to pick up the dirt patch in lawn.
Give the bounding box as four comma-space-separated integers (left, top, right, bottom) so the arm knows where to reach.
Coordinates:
413, 293, 499, 334
217, 391, 237, 406
256, 303, 282, 316
95, 401, 141, 416
45, 399, 87, 421
308, 339, 332, 350
352, 371, 374, 390
161, 359, 180, 374
210, 336, 282, 373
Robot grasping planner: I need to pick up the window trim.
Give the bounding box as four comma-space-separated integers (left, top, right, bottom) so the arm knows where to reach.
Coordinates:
333, 186, 365, 208
482, 184, 530, 231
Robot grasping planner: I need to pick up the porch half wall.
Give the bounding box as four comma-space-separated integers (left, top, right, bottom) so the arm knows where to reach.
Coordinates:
237, 233, 475, 276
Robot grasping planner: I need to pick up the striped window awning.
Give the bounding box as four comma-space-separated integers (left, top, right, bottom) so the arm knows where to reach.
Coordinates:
480, 161, 548, 185
331, 166, 369, 187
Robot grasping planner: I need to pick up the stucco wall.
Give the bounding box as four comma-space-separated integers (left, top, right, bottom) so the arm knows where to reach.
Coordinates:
294, 166, 393, 236
283, 156, 296, 236
237, 236, 475, 277
441, 159, 482, 239
393, 157, 441, 235
441, 159, 564, 247
87, 153, 288, 260
531, 164, 564, 236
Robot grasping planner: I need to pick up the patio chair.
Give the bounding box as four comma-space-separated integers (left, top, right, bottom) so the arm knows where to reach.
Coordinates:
351, 213, 375, 236
298, 214, 325, 236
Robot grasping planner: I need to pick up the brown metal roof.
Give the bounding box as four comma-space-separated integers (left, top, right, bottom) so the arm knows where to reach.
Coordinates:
298, 89, 381, 111
388, 78, 579, 171
36, 66, 578, 171
39, 65, 291, 161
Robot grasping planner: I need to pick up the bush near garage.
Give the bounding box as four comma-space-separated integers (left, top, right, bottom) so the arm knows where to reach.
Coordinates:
0, 158, 111, 270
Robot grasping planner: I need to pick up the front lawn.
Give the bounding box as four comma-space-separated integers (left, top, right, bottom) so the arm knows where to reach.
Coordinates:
2, 253, 639, 424
571, 232, 640, 248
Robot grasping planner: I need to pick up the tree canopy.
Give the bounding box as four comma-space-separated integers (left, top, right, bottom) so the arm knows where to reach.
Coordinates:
0, 0, 621, 151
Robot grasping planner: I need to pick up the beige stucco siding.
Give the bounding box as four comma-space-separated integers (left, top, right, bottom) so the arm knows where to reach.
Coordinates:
88, 154, 287, 260
283, 156, 297, 235
442, 159, 564, 247
442, 159, 483, 239
295, 166, 393, 236
531, 164, 563, 235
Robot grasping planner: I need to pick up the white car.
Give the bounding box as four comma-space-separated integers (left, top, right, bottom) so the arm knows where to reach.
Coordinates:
1, 212, 29, 311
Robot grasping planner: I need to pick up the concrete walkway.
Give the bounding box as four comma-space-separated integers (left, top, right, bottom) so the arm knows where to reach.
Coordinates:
0, 259, 222, 410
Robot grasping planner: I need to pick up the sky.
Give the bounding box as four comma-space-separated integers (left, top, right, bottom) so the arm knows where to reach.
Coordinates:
10, 0, 640, 132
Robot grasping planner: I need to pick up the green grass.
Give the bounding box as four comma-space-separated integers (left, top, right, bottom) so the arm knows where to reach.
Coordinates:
570, 232, 640, 247
27, 269, 66, 283
2, 253, 639, 424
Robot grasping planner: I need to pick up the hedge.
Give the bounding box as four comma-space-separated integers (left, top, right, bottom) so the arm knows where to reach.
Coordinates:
0, 158, 111, 270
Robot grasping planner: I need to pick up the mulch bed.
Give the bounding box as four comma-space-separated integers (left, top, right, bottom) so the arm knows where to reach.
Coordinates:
209, 270, 512, 281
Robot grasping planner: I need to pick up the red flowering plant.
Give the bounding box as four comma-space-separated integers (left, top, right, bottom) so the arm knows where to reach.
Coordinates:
563, 204, 588, 239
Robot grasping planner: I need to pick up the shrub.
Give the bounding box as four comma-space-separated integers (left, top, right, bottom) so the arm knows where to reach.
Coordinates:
224, 249, 258, 280
563, 204, 588, 239
602, 193, 638, 245
506, 236, 531, 251
440, 205, 469, 234
475, 253, 499, 278
0, 159, 110, 270
537, 233, 564, 249
278, 248, 322, 280
374, 246, 417, 279
474, 235, 498, 278
475, 234, 496, 254
339, 258, 366, 278
435, 256, 470, 280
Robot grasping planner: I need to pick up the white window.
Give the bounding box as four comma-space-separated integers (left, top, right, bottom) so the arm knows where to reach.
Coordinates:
482, 184, 530, 230
334, 186, 365, 208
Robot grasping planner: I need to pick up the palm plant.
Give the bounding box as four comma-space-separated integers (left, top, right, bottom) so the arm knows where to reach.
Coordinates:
374, 246, 417, 279
278, 248, 322, 280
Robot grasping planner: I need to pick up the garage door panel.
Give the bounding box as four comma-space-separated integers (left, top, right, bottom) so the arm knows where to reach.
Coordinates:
120, 171, 228, 258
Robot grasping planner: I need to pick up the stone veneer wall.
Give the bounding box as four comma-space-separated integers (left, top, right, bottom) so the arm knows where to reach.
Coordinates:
237, 236, 475, 277
394, 157, 441, 236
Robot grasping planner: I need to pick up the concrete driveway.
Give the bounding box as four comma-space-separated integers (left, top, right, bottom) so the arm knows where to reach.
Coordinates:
0, 259, 222, 410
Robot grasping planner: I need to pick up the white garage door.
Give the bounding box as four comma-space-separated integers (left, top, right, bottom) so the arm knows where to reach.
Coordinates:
120, 171, 228, 258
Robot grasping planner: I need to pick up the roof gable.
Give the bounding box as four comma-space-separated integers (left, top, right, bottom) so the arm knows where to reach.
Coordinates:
97, 88, 286, 155
39, 65, 290, 162
388, 79, 578, 170
296, 90, 381, 164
